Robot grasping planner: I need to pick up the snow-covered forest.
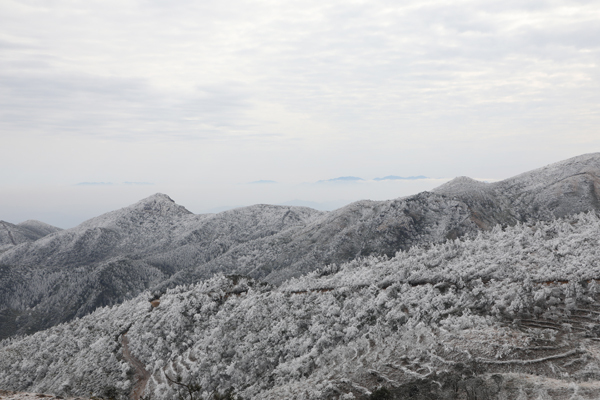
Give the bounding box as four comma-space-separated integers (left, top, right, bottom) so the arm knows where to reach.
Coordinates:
3, 153, 600, 341
0, 190, 482, 339
3, 212, 600, 399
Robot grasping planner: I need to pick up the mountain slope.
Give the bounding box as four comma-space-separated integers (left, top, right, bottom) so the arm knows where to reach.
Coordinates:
495, 152, 600, 219
159, 192, 480, 287
0, 195, 323, 338
163, 154, 600, 286
17, 220, 63, 238
433, 152, 600, 227
3, 213, 600, 399
0, 220, 62, 253
2, 153, 600, 340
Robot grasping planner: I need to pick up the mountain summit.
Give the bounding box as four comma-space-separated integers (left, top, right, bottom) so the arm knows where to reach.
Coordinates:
78, 193, 192, 229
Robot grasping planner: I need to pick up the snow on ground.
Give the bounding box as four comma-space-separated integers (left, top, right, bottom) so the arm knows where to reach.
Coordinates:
0, 391, 88, 400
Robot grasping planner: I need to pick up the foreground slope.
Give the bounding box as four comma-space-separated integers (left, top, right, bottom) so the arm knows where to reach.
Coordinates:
3, 213, 600, 399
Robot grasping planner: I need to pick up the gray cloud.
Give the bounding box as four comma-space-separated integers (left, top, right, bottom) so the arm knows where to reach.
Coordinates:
1, 0, 599, 227
2, 0, 598, 144
0, 71, 252, 140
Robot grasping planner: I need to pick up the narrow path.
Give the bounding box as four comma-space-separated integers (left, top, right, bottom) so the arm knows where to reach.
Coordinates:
121, 333, 151, 400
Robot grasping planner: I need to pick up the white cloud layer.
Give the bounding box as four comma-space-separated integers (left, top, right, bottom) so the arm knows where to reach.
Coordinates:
1, 0, 599, 226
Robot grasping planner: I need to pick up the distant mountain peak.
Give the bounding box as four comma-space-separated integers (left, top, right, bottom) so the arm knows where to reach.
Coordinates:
1, 219, 61, 250
432, 176, 488, 194
17, 220, 63, 235
17, 219, 59, 228
75, 182, 114, 186
318, 176, 364, 183
374, 175, 428, 181
125, 193, 192, 216
75, 193, 192, 230
136, 193, 176, 204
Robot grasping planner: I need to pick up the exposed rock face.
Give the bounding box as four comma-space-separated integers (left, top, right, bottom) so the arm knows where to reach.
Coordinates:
2, 153, 600, 339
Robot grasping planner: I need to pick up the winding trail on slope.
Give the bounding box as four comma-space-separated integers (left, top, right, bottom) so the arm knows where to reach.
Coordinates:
122, 333, 151, 400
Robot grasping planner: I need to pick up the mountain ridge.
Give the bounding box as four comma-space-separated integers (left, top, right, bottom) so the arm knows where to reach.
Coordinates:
0, 220, 62, 253
2, 153, 600, 339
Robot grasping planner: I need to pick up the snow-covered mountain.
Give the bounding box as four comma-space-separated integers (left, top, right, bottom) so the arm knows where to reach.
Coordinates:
0, 220, 62, 253
433, 152, 600, 228
1, 153, 600, 341
3, 212, 600, 399
0, 195, 322, 338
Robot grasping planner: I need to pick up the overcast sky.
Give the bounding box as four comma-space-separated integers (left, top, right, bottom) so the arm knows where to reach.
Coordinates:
1, 0, 599, 227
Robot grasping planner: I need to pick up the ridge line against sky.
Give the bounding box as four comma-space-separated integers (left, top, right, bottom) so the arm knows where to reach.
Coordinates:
1, 0, 599, 227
